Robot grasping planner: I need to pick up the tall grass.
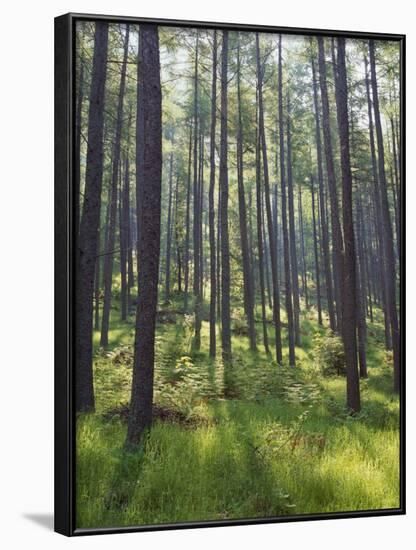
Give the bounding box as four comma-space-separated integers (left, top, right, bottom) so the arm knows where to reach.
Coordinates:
77, 302, 400, 528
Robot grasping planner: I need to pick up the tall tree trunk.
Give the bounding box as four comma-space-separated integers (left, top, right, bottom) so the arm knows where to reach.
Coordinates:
94, 233, 101, 331
193, 32, 202, 350
120, 109, 133, 321
220, 30, 231, 364
335, 37, 360, 412
100, 25, 130, 347
255, 94, 269, 354
184, 126, 192, 312
199, 132, 205, 308
369, 40, 400, 393
127, 196, 135, 310
286, 96, 301, 345
262, 188, 273, 311
209, 30, 218, 358
76, 22, 108, 412
356, 195, 368, 378
75, 54, 85, 235
298, 183, 309, 309
217, 171, 222, 320
276, 34, 294, 365
165, 150, 174, 302
236, 37, 256, 351
120, 153, 130, 320
317, 36, 344, 333
174, 175, 182, 294
390, 114, 401, 259
257, 33, 283, 364
311, 175, 323, 325
311, 52, 335, 331
364, 55, 391, 349
125, 24, 162, 448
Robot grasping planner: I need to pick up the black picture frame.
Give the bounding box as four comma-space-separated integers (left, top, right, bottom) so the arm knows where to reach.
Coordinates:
55, 12, 406, 537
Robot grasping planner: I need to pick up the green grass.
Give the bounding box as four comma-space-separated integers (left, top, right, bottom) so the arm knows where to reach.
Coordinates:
77, 298, 400, 528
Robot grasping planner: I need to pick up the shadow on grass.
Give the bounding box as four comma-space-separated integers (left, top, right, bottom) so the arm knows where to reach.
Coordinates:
103, 443, 147, 514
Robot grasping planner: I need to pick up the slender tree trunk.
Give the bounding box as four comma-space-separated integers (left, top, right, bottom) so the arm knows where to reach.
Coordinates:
390, 115, 401, 259
184, 126, 192, 312
94, 234, 101, 331
193, 32, 202, 350
298, 183, 309, 309
199, 131, 205, 310
364, 55, 391, 349
335, 37, 360, 412
255, 95, 269, 355
236, 38, 256, 351
120, 153, 130, 320
125, 24, 162, 448
208, 30, 218, 358
120, 109, 133, 320
257, 33, 283, 364
174, 175, 182, 294
286, 96, 301, 345
100, 25, 130, 347
76, 22, 108, 412
311, 52, 336, 331
369, 40, 400, 393
356, 195, 368, 378
127, 196, 135, 310
165, 150, 174, 302
217, 172, 222, 320
317, 36, 344, 333
311, 175, 323, 325
276, 34, 293, 365
262, 189, 273, 311
220, 30, 231, 364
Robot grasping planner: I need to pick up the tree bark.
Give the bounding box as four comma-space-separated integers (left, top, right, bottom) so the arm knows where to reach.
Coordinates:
193, 32, 202, 350
335, 37, 360, 412
311, 175, 323, 325
220, 30, 231, 364
209, 30, 218, 358
164, 150, 174, 302
317, 36, 344, 333
76, 22, 108, 412
100, 24, 130, 347
276, 34, 294, 365
364, 54, 391, 349
311, 52, 335, 331
125, 24, 162, 448
369, 40, 400, 393
286, 96, 301, 345
255, 92, 269, 355
184, 126, 193, 311
298, 183, 309, 309
236, 37, 257, 351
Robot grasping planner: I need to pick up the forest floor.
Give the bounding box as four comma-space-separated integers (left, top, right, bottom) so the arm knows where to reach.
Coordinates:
76, 294, 400, 528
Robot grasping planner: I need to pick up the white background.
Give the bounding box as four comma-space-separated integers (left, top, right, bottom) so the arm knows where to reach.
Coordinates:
0, 0, 412, 547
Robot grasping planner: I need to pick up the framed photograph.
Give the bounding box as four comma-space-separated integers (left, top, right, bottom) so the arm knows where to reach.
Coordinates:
55, 12, 405, 536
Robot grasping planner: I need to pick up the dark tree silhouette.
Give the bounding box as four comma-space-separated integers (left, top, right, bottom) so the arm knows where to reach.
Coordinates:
125, 24, 162, 448
277, 34, 294, 365
318, 36, 344, 333
100, 25, 130, 347
335, 37, 360, 413
220, 30, 231, 365
76, 21, 108, 412
369, 40, 400, 393
237, 37, 256, 351
209, 30, 218, 358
